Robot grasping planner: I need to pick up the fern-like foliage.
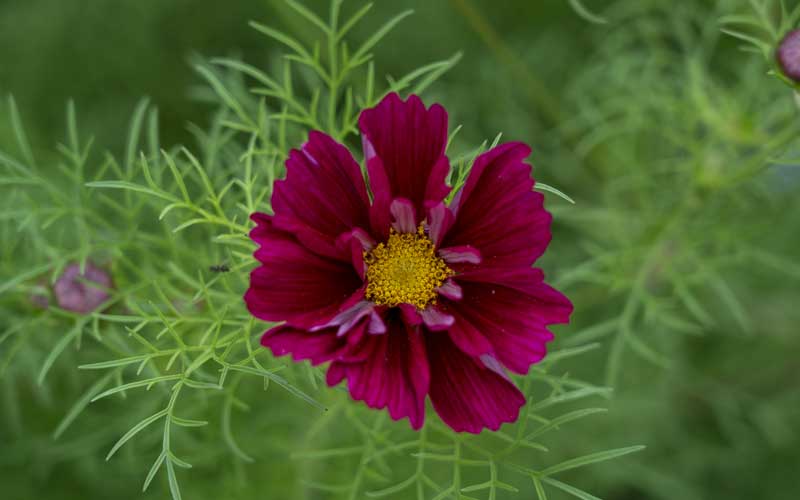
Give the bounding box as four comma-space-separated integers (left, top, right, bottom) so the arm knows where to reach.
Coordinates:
0, 2, 644, 499
548, 0, 800, 386
721, 0, 800, 87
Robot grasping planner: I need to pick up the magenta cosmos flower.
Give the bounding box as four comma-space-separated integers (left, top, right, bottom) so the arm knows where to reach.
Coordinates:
245, 93, 572, 433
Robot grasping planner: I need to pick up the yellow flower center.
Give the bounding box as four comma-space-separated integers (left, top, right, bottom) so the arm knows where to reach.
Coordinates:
364, 226, 453, 309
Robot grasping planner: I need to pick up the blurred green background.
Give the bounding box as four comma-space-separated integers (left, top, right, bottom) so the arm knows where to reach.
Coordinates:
1, 0, 799, 499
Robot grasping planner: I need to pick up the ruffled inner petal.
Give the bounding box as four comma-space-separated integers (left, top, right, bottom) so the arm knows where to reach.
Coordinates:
390, 198, 417, 234
427, 202, 454, 248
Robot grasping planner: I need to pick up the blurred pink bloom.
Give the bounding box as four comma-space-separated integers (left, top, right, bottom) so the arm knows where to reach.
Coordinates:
777, 29, 800, 82
54, 262, 112, 314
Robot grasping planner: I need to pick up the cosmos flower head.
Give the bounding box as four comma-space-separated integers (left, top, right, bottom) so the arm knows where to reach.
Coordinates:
777, 29, 800, 82
54, 262, 112, 314
245, 93, 572, 433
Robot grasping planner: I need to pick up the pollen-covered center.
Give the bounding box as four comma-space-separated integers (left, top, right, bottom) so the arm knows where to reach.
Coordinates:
364, 226, 453, 309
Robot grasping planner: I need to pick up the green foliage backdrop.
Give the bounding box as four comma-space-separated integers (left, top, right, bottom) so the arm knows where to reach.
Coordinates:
1, 1, 798, 499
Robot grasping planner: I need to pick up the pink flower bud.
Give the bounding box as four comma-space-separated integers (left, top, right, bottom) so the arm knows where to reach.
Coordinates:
54, 262, 112, 314
777, 29, 800, 82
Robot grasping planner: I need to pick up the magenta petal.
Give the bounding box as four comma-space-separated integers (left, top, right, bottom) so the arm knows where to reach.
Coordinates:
427, 333, 524, 433
367, 310, 388, 335
272, 130, 370, 255
479, 354, 511, 381
441, 305, 494, 358
390, 198, 417, 233
347, 228, 376, 252
328, 320, 430, 430
312, 297, 386, 336
245, 214, 364, 329
420, 306, 454, 331
457, 267, 574, 318
444, 142, 552, 268
367, 156, 393, 240
399, 303, 423, 326
272, 214, 346, 260
426, 156, 451, 207
438, 245, 482, 265
427, 202, 454, 248
336, 230, 371, 279
326, 362, 347, 386
441, 269, 571, 374
436, 279, 463, 300
249, 212, 276, 243
261, 324, 346, 366
359, 93, 451, 220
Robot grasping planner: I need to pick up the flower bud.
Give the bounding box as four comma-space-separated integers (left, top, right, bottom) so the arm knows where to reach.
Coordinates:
777, 29, 800, 82
54, 262, 112, 314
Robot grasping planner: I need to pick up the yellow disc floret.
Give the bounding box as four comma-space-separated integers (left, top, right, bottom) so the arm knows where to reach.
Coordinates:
364, 225, 453, 309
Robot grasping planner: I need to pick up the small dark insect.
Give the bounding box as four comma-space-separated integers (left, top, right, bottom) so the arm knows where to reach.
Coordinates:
209, 263, 230, 273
